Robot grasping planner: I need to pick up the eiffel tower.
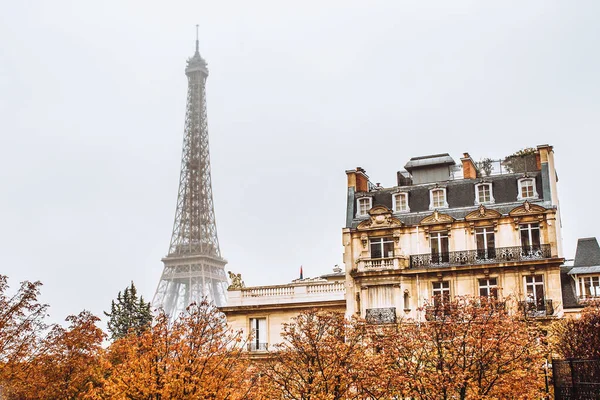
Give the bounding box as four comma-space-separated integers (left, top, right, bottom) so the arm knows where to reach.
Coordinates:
153, 28, 228, 316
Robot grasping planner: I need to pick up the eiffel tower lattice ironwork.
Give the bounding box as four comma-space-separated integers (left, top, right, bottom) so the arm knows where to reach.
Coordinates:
153, 30, 228, 316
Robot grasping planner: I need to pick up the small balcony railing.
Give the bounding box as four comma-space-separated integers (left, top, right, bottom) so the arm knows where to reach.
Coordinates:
409, 244, 552, 269
365, 307, 397, 324
247, 342, 268, 352
362, 257, 396, 269
518, 299, 553, 318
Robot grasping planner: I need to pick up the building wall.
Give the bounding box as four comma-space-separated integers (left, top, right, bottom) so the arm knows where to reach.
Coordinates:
344, 145, 564, 322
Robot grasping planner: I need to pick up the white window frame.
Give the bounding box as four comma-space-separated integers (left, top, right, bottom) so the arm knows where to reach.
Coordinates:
392, 192, 410, 213
356, 197, 372, 217
249, 317, 268, 352
519, 223, 541, 250
517, 177, 539, 201
578, 276, 600, 298
474, 183, 495, 205
370, 237, 395, 259
524, 275, 545, 305
478, 277, 498, 298
429, 188, 448, 210
432, 281, 451, 305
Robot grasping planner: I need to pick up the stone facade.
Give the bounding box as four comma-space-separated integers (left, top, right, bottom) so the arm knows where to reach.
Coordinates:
221, 274, 345, 356
222, 144, 565, 353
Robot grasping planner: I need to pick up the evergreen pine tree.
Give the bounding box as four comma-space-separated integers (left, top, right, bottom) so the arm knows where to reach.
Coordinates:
104, 282, 152, 341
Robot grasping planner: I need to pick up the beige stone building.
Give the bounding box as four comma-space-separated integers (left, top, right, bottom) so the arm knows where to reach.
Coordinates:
344, 144, 563, 323
222, 144, 565, 353
220, 269, 345, 356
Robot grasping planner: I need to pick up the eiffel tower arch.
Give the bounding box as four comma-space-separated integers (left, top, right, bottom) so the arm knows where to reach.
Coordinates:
153, 29, 228, 316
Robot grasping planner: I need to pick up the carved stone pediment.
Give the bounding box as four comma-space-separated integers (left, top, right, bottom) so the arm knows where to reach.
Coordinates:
509, 201, 547, 217
465, 205, 502, 221
420, 210, 454, 225
357, 205, 402, 230
509, 201, 548, 230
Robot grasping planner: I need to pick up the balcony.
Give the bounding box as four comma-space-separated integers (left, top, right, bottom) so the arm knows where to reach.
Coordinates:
247, 342, 268, 352
409, 244, 552, 269
365, 307, 397, 324
356, 257, 408, 272
225, 281, 345, 307
518, 299, 553, 318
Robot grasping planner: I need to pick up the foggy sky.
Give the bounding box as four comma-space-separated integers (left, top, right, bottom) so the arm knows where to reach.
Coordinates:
1, 0, 599, 326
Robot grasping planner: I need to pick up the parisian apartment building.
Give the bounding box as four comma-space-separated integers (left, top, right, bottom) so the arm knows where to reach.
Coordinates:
221, 144, 566, 354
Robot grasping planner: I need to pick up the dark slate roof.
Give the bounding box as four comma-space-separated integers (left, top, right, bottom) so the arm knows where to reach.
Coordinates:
569, 266, 600, 275
357, 172, 542, 215
350, 199, 552, 228
573, 237, 600, 267
560, 266, 580, 309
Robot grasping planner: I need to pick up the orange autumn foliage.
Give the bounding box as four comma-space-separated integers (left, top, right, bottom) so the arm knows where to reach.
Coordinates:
93, 300, 252, 400
376, 296, 547, 400
6, 311, 105, 400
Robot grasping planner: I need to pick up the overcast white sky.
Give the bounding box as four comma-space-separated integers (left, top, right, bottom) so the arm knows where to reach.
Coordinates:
1, 1, 599, 326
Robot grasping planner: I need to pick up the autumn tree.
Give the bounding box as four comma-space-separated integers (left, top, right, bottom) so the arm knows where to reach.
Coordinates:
4, 310, 105, 399
104, 281, 151, 341
378, 296, 547, 400
255, 309, 375, 400
96, 299, 251, 400
553, 301, 600, 359
0, 275, 48, 390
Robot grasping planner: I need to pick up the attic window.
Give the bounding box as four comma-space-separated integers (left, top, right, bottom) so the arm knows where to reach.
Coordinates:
357, 197, 372, 217
475, 183, 494, 205
392, 193, 410, 213
517, 178, 538, 200
429, 188, 448, 210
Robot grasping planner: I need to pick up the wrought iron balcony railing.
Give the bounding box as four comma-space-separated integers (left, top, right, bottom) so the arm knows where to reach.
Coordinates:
365, 307, 397, 324
518, 299, 553, 318
247, 342, 268, 352
409, 244, 552, 269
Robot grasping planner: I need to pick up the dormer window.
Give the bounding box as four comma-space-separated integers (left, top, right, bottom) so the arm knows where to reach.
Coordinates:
475, 183, 494, 205
517, 178, 538, 200
429, 188, 448, 210
357, 197, 372, 217
392, 193, 410, 213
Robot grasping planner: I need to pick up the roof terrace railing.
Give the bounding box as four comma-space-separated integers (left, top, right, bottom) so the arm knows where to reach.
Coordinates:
409, 244, 552, 269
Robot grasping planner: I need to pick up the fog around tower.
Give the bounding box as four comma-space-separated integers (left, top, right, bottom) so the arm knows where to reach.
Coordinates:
0, 0, 599, 326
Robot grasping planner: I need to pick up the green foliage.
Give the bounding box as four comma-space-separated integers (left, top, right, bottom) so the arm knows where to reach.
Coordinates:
104, 282, 152, 341
477, 157, 494, 177
503, 147, 537, 173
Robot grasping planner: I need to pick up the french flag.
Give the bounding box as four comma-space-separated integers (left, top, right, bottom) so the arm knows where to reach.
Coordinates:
300, 265, 303, 280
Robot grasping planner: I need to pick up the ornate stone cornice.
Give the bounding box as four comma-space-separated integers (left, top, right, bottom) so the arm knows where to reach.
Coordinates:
509, 201, 548, 230
420, 210, 454, 225
465, 204, 502, 221
357, 206, 402, 230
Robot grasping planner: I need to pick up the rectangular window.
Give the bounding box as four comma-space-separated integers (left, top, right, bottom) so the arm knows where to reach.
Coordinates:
579, 276, 600, 298
475, 227, 496, 259
477, 184, 492, 203
520, 223, 541, 253
432, 189, 446, 208
394, 193, 409, 212
249, 318, 267, 351
432, 281, 450, 306
430, 232, 449, 263
357, 198, 371, 216
479, 278, 498, 298
519, 179, 535, 199
370, 237, 394, 259
525, 275, 545, 312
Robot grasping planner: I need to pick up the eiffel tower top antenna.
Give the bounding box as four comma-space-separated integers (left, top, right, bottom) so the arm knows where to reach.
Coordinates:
195, 24, 199, 54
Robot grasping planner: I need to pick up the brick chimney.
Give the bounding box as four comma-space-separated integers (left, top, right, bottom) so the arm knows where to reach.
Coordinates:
346, 167, 369, 192
460, 153, 477, 179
